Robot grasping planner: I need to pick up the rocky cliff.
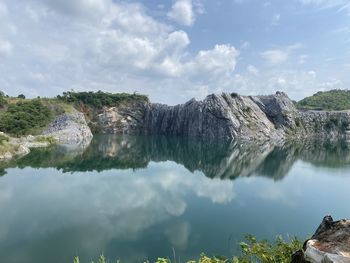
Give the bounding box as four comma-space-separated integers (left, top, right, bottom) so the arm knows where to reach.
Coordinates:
43, 108, 93, 145
94, 92, 350, 141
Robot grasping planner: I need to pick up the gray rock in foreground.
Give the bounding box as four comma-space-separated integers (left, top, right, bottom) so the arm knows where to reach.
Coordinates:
43, 109, 93, 145
292, 216, 350, 263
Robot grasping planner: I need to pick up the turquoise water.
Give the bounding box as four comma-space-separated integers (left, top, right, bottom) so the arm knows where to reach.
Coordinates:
0, 135, 350, 262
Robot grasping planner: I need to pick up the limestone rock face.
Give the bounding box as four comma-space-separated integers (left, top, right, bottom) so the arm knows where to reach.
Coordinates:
43, 109, 93, 145
251, 91, 299, 130
95, 92, 295, 140
144, 94, 283, 140
93, 92, 350, 141
299, 111, 350, 138
96, 100, 147, 135
292, 216, 350, 263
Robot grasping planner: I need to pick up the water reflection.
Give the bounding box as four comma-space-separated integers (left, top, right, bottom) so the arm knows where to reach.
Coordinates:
3, 135, 350, 180
1, 136, 350, 263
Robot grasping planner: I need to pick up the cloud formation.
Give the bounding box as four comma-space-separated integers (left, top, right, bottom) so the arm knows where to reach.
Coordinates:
261, 49, 289, 65
168, 0, 195, 26
299, 0, 350, 14
0, 0, 348, 104
0, 0, 239, 104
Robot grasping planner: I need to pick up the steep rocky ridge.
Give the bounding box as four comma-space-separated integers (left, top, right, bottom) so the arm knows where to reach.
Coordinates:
94, 92, 350, 140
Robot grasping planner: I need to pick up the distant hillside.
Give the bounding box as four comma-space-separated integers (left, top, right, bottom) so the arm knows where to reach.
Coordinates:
297, 90, 350, 111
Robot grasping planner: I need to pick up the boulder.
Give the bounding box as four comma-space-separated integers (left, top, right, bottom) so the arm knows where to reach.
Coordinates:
43, 109, 93, 145
292, 216, 350, 263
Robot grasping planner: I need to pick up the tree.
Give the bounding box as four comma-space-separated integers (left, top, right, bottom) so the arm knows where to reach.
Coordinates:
17, 94, 26, 99
0, 91, 6, 108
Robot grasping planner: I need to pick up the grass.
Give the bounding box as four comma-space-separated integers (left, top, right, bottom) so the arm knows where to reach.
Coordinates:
34, 135, 57, 145
0, 143, 12, 156
40, 98, 75, 115
0, 135, 19, 156
73, 235, 302, 263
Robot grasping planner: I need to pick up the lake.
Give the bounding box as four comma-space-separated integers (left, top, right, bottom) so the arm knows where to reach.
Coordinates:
1, 135, 350, 263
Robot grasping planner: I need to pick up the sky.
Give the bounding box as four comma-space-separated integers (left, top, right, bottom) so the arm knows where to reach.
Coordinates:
0, 0, 349, 105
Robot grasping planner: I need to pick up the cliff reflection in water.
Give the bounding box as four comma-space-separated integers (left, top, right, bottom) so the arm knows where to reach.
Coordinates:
5, 135, 350, 179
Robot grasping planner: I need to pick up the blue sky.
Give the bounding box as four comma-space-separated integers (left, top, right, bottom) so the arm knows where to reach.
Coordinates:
0, 0, 349, 104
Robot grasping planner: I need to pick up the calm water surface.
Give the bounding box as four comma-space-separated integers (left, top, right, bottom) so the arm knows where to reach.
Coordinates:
1, 135, 350, 262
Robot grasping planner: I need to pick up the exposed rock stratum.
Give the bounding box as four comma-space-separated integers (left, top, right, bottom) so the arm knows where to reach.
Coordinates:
95, 92, 350, 141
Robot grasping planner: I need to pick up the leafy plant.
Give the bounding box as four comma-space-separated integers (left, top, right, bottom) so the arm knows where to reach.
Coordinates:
0, 133, 9, 145
73, 235, 302, 263
0, 91, 7, 108
34, 136, 57, 145
235, 235, 302, 263
0, 99, 52, 136
57, 91, 148, 109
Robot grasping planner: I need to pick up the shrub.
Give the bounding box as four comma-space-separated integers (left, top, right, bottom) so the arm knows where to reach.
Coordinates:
57, 91, 148, 109
73, 235, 302, 263
0, 91, 6, 108
0, 134, 9, 144
34, 136, 57, 145
0, 99, 52, 136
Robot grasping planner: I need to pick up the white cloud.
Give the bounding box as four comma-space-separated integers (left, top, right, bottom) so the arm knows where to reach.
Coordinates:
0, 2, 8, 16
272, 13, 281, 26
298, 54, 308, 64
223, 68, 344, 101
260, 43, 304, 66
247, 64, 259, 75
261, 49, 289, 65
36, 0, 110, 19
240, 41, 250, 49
0, 39, 13, 56
299, 0, 350, 14
308, 70, 316, 78
168, 0, 195, 26
187, 44, 239, 77
0, 0, 238, 104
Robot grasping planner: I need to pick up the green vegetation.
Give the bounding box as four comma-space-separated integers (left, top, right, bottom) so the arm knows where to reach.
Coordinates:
0, 133, 18, 157
0, 133, 9, 144
34, 136, 57, 145
0, 99, 52, 136
0, 90, 148, 137
57, 91, 148, 108
39, 98, 75, 116
297, 89, 350, 111
0, 91, 6, 108
73, 235, 302, 263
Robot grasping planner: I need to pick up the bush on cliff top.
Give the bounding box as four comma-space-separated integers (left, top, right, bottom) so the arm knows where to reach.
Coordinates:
57, 91, 148, 108
0, 99, 52, 136
297, 89, 350, 111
